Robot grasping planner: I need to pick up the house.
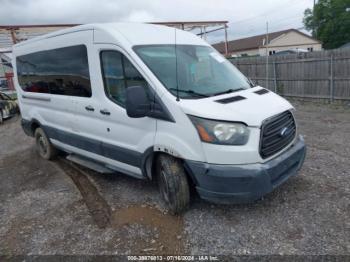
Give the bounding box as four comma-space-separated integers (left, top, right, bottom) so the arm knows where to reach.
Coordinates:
213, 29, 322, 57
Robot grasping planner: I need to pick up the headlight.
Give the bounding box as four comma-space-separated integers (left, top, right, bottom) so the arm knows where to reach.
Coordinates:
188, 115, 250, 145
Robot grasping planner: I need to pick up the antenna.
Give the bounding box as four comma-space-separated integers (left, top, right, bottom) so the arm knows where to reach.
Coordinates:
174, 28, 180, 102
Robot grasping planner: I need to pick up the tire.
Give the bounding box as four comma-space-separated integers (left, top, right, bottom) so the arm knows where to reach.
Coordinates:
156, 154, 190, 214
34, 127, 58, 160
0, 110, 3, 125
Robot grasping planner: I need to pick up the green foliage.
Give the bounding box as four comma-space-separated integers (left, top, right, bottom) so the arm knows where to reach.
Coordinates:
303, 0, 350, 49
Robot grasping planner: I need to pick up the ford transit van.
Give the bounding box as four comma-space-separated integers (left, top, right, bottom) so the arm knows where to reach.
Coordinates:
13, 23, 306, 214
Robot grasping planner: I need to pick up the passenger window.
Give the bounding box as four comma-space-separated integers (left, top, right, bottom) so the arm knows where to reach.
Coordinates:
16, 45, 91, 97
123, 58, 148, 88
100, 50, 148, 107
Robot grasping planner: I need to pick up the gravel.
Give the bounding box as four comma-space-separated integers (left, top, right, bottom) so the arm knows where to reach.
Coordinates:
0, 102, 349, 256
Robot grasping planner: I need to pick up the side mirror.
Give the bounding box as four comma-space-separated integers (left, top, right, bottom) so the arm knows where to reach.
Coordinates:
126, 86, 150, 118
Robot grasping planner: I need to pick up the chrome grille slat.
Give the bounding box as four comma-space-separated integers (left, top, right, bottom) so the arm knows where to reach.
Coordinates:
261, 131, 295, 155
260, 111, 296, 159
264, 117, 294, 136
262, 128, 296, 147
263, 121, 295, 143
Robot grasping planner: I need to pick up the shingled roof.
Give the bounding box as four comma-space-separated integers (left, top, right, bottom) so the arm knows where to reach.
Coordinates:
213, 29, 318, 54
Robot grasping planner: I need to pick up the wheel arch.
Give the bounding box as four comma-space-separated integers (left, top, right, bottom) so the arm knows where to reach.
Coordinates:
142, 149, 197, 188
21, 118, 42, 137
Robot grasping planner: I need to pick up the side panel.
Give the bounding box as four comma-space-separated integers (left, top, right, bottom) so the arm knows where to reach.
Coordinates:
69, 43, 157, 175
45, 125, 143, 176
13, 31, 93, 136
153, 94, 207, 162
50, 139, 142, 177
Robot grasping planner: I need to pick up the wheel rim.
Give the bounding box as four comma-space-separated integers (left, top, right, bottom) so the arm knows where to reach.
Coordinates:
37, 135, 48, 156
159, 165, 170, 204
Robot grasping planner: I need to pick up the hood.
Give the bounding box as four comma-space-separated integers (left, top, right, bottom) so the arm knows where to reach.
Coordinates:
178, 86, 294, 127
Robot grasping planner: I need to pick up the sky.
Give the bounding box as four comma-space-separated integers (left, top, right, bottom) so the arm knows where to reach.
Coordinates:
0, 0, 314, 43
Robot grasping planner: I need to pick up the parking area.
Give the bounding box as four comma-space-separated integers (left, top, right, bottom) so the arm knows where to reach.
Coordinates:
0, 101, 349, 256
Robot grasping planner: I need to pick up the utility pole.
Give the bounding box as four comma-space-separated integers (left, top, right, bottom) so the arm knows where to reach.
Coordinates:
203, 26, 207, 41
224, 24, 228, 56
266, 21, 269, 89
313, 0, 317, 37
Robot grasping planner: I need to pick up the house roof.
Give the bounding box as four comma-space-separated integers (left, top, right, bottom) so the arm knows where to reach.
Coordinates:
213, 28, 320, 54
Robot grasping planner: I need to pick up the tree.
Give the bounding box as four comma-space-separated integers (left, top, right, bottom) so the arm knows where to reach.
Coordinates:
303, 0, 350, 49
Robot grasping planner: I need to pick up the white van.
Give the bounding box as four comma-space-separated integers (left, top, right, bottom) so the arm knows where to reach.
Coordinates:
12, 23, 306, 213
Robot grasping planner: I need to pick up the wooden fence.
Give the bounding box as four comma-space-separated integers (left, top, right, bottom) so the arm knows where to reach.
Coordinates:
229, 48, 350, 102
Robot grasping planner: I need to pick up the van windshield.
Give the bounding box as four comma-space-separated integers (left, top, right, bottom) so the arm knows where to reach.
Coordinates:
133, 45, 251, 99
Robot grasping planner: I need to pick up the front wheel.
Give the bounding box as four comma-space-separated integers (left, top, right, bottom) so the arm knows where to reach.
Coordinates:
34, 127, 58, 160
156, 154, 190, 214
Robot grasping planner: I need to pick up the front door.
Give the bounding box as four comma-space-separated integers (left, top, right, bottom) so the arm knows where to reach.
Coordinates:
74, 44, 157, 177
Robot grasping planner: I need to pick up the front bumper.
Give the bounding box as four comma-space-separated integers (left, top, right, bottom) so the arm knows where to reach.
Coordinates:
184, 135, 306, 204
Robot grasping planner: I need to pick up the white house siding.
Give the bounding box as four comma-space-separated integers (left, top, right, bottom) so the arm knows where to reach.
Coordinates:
229, 31, 322, 57
269, 31, 320, 46
257, 31, 322, 56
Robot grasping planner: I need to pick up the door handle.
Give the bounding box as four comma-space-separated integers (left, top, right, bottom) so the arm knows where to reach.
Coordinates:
100, 109, 111, 115
85, 105, 95, 112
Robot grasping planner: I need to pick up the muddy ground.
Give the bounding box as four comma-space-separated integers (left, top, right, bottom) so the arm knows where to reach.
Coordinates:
0, 101, 349, 256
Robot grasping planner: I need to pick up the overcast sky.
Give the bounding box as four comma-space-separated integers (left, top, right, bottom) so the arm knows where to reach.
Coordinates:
0, 0, 314, 43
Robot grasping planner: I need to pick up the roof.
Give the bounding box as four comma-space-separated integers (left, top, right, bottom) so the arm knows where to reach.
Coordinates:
0, 21, 227, 50
213, 29, 320, 53
13, 23, 209, 49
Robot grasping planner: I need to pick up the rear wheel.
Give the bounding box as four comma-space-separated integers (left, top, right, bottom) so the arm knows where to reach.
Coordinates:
34, 127, 58, 160
156, 154, 190, 214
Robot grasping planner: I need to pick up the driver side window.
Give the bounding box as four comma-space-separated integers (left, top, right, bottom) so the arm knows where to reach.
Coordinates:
100, 50, 148, 107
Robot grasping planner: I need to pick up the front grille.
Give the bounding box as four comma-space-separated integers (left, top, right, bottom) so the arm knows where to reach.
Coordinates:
260, 111, 296, 159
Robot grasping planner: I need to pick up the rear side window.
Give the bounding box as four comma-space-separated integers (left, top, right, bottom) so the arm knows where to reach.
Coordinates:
100, 50, 148, 107
16, 45, 91, 97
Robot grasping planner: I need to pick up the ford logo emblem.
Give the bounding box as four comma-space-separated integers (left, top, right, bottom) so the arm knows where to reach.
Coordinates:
280, 127, 289, 137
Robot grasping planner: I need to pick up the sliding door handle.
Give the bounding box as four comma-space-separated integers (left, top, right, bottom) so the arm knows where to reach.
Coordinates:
100, 109, 111, 115
85, 105, 95, 111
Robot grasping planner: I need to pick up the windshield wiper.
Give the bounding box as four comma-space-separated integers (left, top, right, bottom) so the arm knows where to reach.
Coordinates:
211, 88, 245, 97
169, 88, 209, 98
247, 78, 256, 87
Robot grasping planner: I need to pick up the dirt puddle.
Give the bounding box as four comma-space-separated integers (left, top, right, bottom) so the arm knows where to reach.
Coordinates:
111, 205, 185, 254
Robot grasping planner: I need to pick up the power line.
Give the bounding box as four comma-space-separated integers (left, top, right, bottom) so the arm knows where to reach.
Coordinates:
228, 0, 307, 26
226, 16, 304, 41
